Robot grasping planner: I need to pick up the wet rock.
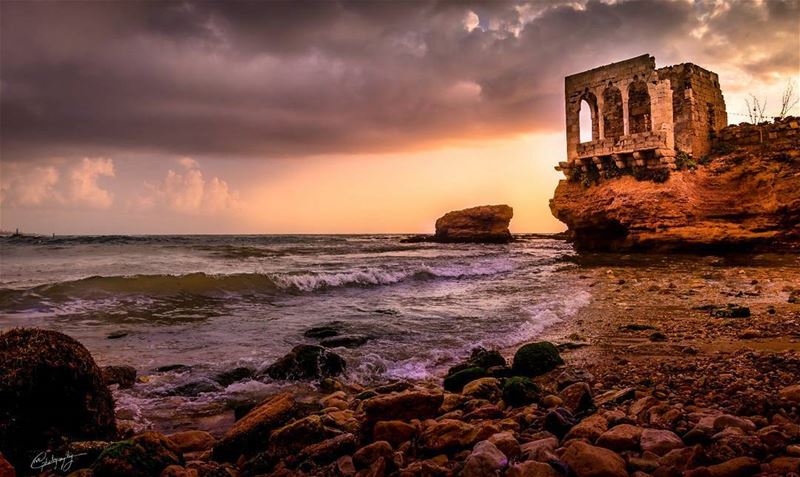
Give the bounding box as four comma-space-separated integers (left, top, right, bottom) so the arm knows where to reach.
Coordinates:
640, 428, 685, 456
303, 324, 341, 339
443, 367, 488, 393
213, 367, 255, 386
106, 331, 128, 340
320, 335, 369, 349
166, 430, 216, 453
264, 345, 346, 380
212, 392, 297, 461
564, 413, 608, 442
297, 433, 357, 466
502, 377, 540, 407
0, 328, 117, 470
164, 378, 221, 397
433, 204, 513, 243
543, 408, 577, 439
462, 377, 502, 401
596, 424, 643, 451
449, 347, 507, 374
373, 420, 417, 447
92, 432, 183, 477
102, 365, 137, 388
506, 461, 560, 477
512, 342, 564, 377
710, 304, 751, 318
155, 364, 190, 373
561, 441, 627, 477
353, 441, 394, 470
268, 415, 328, 458
462, 441, 507, 477
419, 419, 496, 453
558, 382, 594, 415
363, 391, 444, 423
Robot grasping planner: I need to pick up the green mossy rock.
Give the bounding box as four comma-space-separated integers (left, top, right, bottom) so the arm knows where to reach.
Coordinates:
502, 377, 540, 407
443, 367, 488, 392
447, 347, 506, 376
511, 342, 564, 377
92, 432, 183, 477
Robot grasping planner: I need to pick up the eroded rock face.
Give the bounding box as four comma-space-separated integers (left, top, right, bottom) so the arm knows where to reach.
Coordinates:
0, 328, 117, 470
549, 143, 800, 251
434, 205, 514, 243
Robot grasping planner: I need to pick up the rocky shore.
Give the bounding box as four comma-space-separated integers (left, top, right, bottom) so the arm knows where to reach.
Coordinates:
2, 254, 799, 477
403, 205, 514, 244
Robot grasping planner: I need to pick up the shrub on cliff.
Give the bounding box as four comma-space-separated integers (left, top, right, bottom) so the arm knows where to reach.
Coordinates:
512, 342, 564, 377
0, 328, 117, 470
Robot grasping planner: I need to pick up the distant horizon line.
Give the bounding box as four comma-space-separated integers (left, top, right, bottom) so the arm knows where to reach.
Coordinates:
0, 230, 564, 237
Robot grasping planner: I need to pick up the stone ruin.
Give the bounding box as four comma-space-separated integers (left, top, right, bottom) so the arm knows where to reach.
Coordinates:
558, 54, 727, 178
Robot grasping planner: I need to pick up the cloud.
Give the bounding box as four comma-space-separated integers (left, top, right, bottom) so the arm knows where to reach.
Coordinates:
1, 0, 797, 162
135, 158, 241, 215
69, 158, 115, 208
0, 164, 60, 206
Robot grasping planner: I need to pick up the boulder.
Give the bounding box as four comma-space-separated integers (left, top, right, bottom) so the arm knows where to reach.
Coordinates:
92, 432, 183, 477
0, 328, 117, 470
264, 345, 346, 381
561, 441, 627, 477
297, 433, 357, 467
512, 342, 564, 377
462, 441, 507, 477
213, 366, 255, 386
640, 428, 684, 456
166, 430, 216, 453
502, 377, 540, 407
363, 391, 444, 422
102, 365, 137, 388
267, 415, 328, 457
212, 392, 297, 461
433, 205, 513, 243
443, 367, 488, 393
353, 441, 394, 470
462, 378, 502, 401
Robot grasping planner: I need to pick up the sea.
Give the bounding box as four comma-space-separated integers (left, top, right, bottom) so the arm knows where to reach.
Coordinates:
0, 234, 590, 432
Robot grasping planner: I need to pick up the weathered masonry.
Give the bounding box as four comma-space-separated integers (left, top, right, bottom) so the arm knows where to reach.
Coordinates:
558, 55, 727, 177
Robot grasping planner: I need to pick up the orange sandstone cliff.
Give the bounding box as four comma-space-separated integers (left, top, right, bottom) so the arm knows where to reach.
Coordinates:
550, 122, 800, 251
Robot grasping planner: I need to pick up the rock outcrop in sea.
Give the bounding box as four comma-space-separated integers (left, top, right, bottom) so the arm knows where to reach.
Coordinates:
550, 119, 800, 251
404, 205, 514, 244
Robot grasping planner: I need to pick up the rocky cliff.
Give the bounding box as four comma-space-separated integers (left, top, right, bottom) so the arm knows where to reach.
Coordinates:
550, 139, 800, 251
434, 205, 513, 243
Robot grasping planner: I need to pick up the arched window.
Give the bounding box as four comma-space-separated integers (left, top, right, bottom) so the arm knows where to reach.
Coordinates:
628, 78, 651, 134
602, 84, 624, 141
579, 93, 597, 143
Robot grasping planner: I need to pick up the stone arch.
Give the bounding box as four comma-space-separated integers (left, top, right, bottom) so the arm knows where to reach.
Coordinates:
602, 83, 624, 141
628, 77, 651, 134
578, 90, 598, 143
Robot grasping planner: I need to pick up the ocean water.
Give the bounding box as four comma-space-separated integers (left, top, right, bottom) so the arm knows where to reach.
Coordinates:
0, 234, 589, 432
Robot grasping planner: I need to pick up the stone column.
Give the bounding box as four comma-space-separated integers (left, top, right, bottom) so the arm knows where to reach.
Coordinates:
595, 87, 605, 141
621, 83, 630, 136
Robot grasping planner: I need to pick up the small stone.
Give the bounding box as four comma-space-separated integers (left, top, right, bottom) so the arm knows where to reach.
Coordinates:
506, 460, 559, 477
558, 382, 594, 414
487, 432, 520, 460
543, 408, 576, 439
779, 384, 800, 403
704, 456, 760, 477
519, 437, 558, 463
364, 391, 444, 422
166, 430, 216, 453
713, 414, 756, 433
353, 441, 394, 470
564, 414, 608, 442
373, 420, 417, 447
541, 395, 562, 408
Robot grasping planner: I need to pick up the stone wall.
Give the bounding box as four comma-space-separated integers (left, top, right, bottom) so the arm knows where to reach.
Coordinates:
717, 116, 799, 148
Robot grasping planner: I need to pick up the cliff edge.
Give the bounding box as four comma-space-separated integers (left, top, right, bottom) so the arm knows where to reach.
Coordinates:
550, 120, 800, 251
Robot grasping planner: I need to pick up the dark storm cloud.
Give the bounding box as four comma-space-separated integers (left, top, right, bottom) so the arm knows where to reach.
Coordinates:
1, 0, 797, 162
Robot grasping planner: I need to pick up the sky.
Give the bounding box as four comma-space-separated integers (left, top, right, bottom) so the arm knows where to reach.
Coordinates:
1, 0, 799, 234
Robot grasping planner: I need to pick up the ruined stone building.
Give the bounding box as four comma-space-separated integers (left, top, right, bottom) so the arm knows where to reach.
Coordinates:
558, 55, 727, 177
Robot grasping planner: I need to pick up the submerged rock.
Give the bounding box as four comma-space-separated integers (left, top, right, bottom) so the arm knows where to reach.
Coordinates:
320, 334, 369, 348
434, 204, 513, 243
0, 328, 117, 470
512, 341, 564, 377
102, 365, 137, 388
264, 345, 346, 380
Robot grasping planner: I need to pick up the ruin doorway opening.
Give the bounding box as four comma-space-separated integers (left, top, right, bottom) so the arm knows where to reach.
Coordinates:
628, 78, 651, 134
602, 84, 624, 141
